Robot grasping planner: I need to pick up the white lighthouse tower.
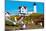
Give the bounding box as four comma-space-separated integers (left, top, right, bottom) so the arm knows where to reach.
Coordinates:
34, 3, 37, 13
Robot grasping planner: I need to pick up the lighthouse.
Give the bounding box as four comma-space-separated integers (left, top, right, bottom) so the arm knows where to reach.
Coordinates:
34, 3, 37, 13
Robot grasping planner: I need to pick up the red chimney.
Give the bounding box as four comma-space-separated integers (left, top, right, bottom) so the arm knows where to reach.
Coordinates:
24, 6, 26, 9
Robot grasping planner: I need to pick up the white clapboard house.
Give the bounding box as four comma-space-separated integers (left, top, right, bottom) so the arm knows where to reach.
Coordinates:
18, 3, 37, 16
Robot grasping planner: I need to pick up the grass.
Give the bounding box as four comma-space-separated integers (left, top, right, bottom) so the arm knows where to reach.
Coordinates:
5, 13, 44, 30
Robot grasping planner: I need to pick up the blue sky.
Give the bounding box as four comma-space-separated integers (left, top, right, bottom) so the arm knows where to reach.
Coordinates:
5, 0, 44, 15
